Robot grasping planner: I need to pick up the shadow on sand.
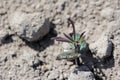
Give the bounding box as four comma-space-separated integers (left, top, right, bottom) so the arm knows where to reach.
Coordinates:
78, 43, 114, 80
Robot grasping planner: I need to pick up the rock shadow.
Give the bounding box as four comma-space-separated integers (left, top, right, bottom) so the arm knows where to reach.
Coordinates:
24, 22, 57, 52
1, 34, 14, 45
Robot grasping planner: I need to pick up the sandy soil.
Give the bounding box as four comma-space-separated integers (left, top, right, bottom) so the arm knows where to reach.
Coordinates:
0, 0, 120, 80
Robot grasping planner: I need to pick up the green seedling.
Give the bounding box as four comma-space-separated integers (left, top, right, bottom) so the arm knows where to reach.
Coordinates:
52, 18, 88, 66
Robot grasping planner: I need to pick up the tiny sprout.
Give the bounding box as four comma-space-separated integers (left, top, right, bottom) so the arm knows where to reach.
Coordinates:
52, 18, 88, 66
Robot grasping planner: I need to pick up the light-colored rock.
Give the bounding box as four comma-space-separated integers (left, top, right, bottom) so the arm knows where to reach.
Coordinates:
9, 11, 50, 42
114, 10, 120, 20
89, 33, 113, 59
100, 7, 114, 21
13, 47, 42, 67
59, 74, 64, 80
0, 8, 7, 15
0, 52, 7, 65
41, 64, 52, 72
47, 69, 59, 80
19, 52, 42, 67
68, 66, 95, 80
107, 21, 120, 35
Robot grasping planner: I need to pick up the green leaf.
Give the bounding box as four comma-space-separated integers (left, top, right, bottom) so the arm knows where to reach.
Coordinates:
57, 50, 80, 60
69, 34, 87, 49
80, 41, 87, 50
69, 42, 75, 49
75, 33, 80, 41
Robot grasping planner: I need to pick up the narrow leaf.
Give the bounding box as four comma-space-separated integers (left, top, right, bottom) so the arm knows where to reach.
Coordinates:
57, 50, 80, 60
80, 32, 85, 38
75, 33, 80, 41
80, 41, 87, 50
51, 37, 71, 42
78, 32, 85, 43
68, 18, 76, 40
63, 33, 74, 42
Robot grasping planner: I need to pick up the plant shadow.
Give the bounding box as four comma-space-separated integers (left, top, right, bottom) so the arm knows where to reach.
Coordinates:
79, 42, 115, 80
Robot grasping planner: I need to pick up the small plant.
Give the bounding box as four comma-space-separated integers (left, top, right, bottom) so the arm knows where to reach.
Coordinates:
52, 18, 88, 66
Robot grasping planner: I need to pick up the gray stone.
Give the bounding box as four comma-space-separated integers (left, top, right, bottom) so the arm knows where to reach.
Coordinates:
0, 8, 7, 15
89, 33, 113, 59
9, 11, 50, 42
59, 74, 64, 80
107, 20, 120, 35
19, 52, 42, 67
68, 66, 95, 80
114, 10, 120, 20
0, 52, 7, 65
47, 69, 59, 80
100, 7, 114, 21
13, 47, 42, 68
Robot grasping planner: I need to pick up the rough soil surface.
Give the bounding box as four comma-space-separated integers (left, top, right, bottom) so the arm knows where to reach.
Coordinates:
0, 0, 120, 80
